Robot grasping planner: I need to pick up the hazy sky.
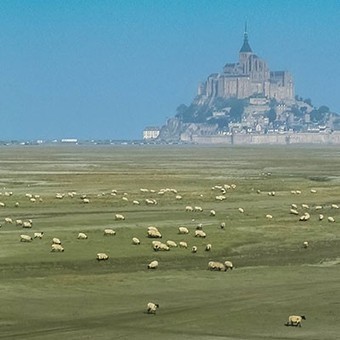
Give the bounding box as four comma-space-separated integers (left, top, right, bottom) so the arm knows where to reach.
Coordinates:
0, 0, 339, 140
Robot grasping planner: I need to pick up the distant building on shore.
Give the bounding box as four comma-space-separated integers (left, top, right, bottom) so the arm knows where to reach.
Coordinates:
143, 126, 160, 140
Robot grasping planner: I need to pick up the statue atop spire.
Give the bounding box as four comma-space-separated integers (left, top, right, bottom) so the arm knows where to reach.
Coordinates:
240, 21, 252, 53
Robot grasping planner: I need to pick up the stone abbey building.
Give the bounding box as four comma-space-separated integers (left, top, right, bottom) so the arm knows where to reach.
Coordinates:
197, 26, 294, 102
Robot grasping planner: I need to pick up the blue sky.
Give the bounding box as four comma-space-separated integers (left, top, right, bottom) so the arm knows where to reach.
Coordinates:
0, 0, 339, 140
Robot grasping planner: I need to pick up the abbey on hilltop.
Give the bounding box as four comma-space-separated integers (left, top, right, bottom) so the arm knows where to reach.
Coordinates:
197, 24, 294, 102
145, 26, 340, 144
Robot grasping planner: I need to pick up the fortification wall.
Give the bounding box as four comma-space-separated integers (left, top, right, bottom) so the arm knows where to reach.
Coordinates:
188, 132, 340, 145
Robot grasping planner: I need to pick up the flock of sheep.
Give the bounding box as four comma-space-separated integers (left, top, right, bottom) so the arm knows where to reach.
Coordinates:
1, 182, 338, 326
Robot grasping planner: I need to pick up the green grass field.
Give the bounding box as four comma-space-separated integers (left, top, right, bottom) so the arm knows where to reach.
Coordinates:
0, 144, 339, 339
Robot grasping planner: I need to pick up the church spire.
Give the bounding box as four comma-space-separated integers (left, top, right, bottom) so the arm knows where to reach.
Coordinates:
240, 21, 252, 53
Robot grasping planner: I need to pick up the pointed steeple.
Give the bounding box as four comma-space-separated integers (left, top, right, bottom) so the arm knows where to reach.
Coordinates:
240, 21, 252, 53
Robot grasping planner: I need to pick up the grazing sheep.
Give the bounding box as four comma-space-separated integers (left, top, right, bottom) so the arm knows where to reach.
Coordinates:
224, 261, 234, 270
20, 234, 33, 242
147, 260, 158, 269
210, 210, 216, 217
191, 246, 198, 253
266, 214, 273, 219
296, 190, 301, 194
319, 214, 324, 221
132, 237, 140, 245
285, 315, 306, 327
291, 204, 298, 209
133, 200, 140, 205
104, 229, 116, 236
34, 232, 44, 239
331, 204, 339, 209
268, 191, 276, 196
51, 244, 64, 252
82, 198, 90, 204
215, 195, 226, 201
15, 202, 20, 207
77, 232, 88, 239
96, 253, 109, 261
303, 241, 309, 248
158, 243, 170, 251
220, 222, 225, 229
52, 238, 61, 245
328, 216, 335, 223
175, 195, 182, 200
22, 221, 32, 228
148, 226, 159, 232
4, 217, 13, 224
178, 226, 189, 234
0, 202, 5, 207
301, 204, 309, 209
299, 212, 310, 221
115, 214, 125, 221
147, 302, 159, 314
238, 207, 244, 213
205, 244, 212, 251
122, 197, 129, 202
290, 209, 299, 215
15, 219, 23, 226
30, 198, 36, 203
310, 189, 317, 193
195, 230, 206, 238
315, 205, 323, 210
194, 206, 203, 212
145, 198, 157, 205
166, 240, 177, 248
179, 241, 188, 249
148, 229, 162, 238
185, 205, 193, 212
208, 261, 226, 271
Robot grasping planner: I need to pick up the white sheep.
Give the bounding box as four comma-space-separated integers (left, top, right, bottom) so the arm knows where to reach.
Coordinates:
179, 241, 188, 248
290, 209, 299, 215
224, 261, 234, 270
310, 189, 317, 193
291, 203, 298, 209
147, 302, 159, 314
77, 232, 88, 239
208, 261, 226, 271
0, 202, 5, 207
285, 315, 306, 327
22, 221, 32, 228
104, 229, 116, 236
34, 232, 44, 239
4, 217, 13, 224
185, 205, 193, 212
178, 226, 189, 234
147, 260, 158, 269
315, 205, 323, 210
51, 244, 64, 252
210, 210, 216, 217
16, 219, 23, 226
132, 237, 140, 245
331, 204, 339, 209
52, 237, 61, 245
266, 214, 273, 219
303, 241, 309, 248
220, 222, 225, 229
148, 229, 162, 238
299, 212, 310, 221
96, 253, 109, 261
191, 246, 198, 253
195, 230, 206, 238
132, 200, 140, 205
319, 214, 324, 221
328, 216, 335, 223
301, 204, 309, 209
82, 198, 90, 204
205, 244, 212, 251
166, 240, 177, 248
20, 234, 33, 242
194, 206, 203, 212
158, 243, 170, 251
175, 195, 182, 200
238, 207, 244, 213
115, 214, 125, 220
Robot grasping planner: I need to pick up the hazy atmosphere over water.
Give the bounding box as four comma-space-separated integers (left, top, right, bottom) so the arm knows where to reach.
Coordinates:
0, 0, 339, 140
